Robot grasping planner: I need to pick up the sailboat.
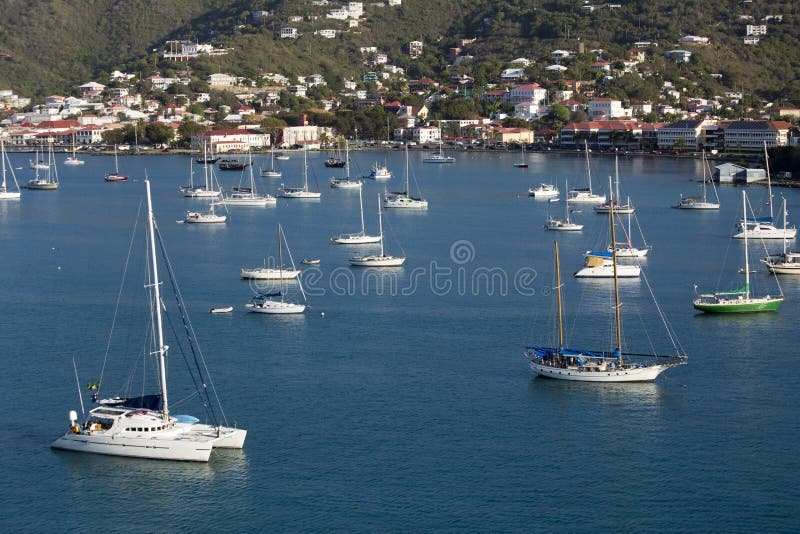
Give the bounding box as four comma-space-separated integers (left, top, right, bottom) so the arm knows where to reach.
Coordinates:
594, 152, 634, 214
245, 224, 307, 314
329, 142, 363, 189
544, 180, 582, 231
586, 176, 649, 258
29, 147, 49, 170
733, 142, 796, 239
63, 134, 85, 166
384, 145, 428, 209
217, 152, 276, 207
0, 140, 21, 200
762, 197, 800, 274
332, 187, 382, 244
184, 198, 226, 224
525, 238, 686, 382
51, 179, 246, 461
514, 143, 528, 168
196, 141, 219, 164
350, 195, 406, 266
422, 140, 455, 163
694, 190, 784, 312
567, 141, 605, 204
104, 145, 128, 182
260, 146, 282, 178
279, 147, 322, 198
181, 143, 222, 198
324, 141, 346, 167
676, 150, 720, 209
26, 143, 59, 190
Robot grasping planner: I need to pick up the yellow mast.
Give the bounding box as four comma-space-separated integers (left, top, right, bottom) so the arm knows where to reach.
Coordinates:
555, 241, 563, 348
609, 193, 623, 365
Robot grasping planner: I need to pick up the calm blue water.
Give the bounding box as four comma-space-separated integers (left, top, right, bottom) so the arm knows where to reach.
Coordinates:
1, 149, 799, 531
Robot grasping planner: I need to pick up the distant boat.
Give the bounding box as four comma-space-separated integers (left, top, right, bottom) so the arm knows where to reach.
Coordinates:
275, 153, 290, 161
279, 147, 321, 198
364, 161, 392, 180
528, 183, 559, 198
196, 142, 219, 164
544, 180, 582, 231
246, 224, 308, 314
29, 147, 49, 170
219, 158, 248, 171
676, 150, 720, 210
514, 144, 528, 168
332, 187, 382, 244
184, 199, 226, 224
732, 142, 796, 240
104, 145, 128, 182
0, 140, 22, 200
301, 258, 320, 265
216, 152, 276, 207
27, 143, 59, 190
260, 146, 282, 178
181, 143, 222, 198
324, 142, 346, 167
329, 143, 363, 189
567, 141, 605, 204
350, 194, 405, 267
594, 152, 634, 214
422, 141, 455, 163
384, 145, 428, 209
210, 306, 234, 314
63, 134, 85, 166
762, 198, 800, 275
694, 190, 784, 313
525, 239, 685, 382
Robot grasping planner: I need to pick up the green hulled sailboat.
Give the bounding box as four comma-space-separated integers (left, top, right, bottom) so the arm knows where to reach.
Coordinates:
693, 190, 784, 313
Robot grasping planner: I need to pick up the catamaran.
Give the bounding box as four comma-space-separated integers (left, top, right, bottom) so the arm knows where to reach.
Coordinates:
245, 223, 308, 314
525, 238, 686, 382
694, 190, 784, 312
384, 145, 428, 209
676, 150, 720, 209
350, 194, 406, 267
567, 141, 605, 204
0, 140, 21, 200
51, 179, 246, 461
332, 187, 382, 244
733, 142, 796, 240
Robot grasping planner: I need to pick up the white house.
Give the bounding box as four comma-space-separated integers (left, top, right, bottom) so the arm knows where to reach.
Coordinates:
315, 29, 337, 38
411, 126, 441, 144
588, 98, 630, 119
207, 73, 236, 87
408, 41, 423, 59
550, 50, 572, 60
508, 83, 546, 105
679, 35, 709, 44
508, 57, 530, 68
280, 28, 299, 39
327, 8, 348, 19
500, 68, 526, 81
746, 25, 767, 36
288, 85, 307, 98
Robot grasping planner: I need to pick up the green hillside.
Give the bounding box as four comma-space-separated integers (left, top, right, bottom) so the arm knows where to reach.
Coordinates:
1, 0, 800, 104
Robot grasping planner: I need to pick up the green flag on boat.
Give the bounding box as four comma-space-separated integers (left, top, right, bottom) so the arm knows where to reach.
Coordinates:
86, 381, 100, 390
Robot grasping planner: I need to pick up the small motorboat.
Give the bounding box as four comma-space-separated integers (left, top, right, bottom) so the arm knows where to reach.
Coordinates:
301, 258, 321, 265
210, 306, 234, 314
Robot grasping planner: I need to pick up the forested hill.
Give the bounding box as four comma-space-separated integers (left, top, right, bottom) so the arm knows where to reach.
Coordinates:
2, 0, 800, 104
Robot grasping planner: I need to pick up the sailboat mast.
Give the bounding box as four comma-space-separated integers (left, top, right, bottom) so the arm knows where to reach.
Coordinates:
764, 142, 774, 220
609, 195, 623, 364
584, 140, 593, 195
555, 241, 563, 347
277, 223, 284, 302
359, 187, 366, 234
303, 146, 309, 191
145, 179, 170, 421
378, 194, 385, 257
405, 144, 410, 194
1, 141, 6, 189
783, 197, 788, 256
743, 191, 751, 299
614, 151, 620, 203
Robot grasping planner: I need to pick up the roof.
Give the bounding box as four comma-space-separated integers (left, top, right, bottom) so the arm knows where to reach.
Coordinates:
511, 83, 543, 91
659, 119, 704, 130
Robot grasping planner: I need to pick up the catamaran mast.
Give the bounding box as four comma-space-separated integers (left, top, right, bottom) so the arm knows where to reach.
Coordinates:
145, 179, 170, 421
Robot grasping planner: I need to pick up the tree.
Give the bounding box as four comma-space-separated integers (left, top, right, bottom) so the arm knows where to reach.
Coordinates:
144, 123, 175, 147
177, 120, 207, 147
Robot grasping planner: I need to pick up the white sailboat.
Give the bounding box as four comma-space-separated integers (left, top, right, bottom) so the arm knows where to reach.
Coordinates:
0, 140, 21, 200
676, 150, 720, 209
329, 143, 363, 189
587, 177, 649, 257
104, 145, 128, 182
575, 189, 641, 278
332, 187, 382, 244
29, 147, 49, 170
51, 179, 246, 461
384, 145, 428, 209
694, 190, 784, 312
184, 200, 226, 224
26, 143, 59, 190
528, 183, 560, 198
246, 224, 307, 314
260, 146, 282, 178
594, 152, 634, 213
733, 142, 796, 239
364, 161, 392, 180
514, 143, 529, 168
422, 140, 455, 163
544, 180, 583, 231
350, 195, 406, 267
182, 143, 222, 197
279, 147, 322, 198
763, 197, 800, 274
567, 141, 605, 204
241, 226, 301, 279
63, 134, 85, 166
525, 239, 686, 382
217, 152, 276, 207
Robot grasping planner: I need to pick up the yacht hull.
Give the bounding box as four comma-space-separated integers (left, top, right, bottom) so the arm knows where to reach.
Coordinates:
692, 297, 783, 313
529, 360, 672, 382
